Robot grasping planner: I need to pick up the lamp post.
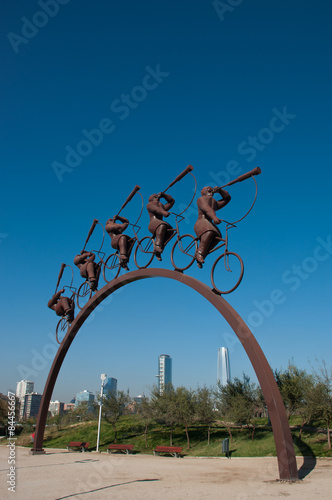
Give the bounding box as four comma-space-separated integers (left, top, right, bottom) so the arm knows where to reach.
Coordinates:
96, 373, 107, 452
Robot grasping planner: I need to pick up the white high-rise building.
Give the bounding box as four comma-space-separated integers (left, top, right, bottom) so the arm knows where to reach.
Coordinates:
16, 380, 34, 399
49, 400, 65, 416
157, 354, 172, 394
16, 380, 34, 420
217, 347, 230, 387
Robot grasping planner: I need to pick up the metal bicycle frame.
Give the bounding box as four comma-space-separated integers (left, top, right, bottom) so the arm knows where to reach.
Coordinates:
172, 213, 238, 269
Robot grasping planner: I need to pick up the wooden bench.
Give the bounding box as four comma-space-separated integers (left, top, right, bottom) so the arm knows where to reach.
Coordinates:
153, 446, 182, 458
107, 444, 134, 455
67, 441, 90, 452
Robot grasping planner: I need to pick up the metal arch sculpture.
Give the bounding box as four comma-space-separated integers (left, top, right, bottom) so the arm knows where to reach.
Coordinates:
33, 268, 298, 481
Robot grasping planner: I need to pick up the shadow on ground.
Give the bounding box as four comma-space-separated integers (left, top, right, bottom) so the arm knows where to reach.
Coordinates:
293, 434, 317, 479
55, 478, 160, 499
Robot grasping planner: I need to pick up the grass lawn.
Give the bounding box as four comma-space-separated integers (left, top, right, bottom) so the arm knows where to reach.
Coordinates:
10, 415, 332, 458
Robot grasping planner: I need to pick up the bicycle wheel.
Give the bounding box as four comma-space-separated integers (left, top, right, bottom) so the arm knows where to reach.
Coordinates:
103, 253, 121, 283
211, 252, 244, 294
55, 317, 68, 344
171, 234, 197, 271
134, 236, 154, 269
76, 281, 93, 309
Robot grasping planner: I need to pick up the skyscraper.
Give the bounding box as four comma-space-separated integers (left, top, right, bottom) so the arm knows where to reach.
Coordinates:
16, 380, 34, 399
49, 400, 65, 416
104, 377, 117, 396
217, 347, 230, 387
16, 380, 34, 420
22, 393, 42, 419
75, 390, 95, 411
157, 354, 172, 394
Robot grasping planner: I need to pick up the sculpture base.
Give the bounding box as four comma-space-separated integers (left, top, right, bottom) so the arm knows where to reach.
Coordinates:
30, 448, 46, 455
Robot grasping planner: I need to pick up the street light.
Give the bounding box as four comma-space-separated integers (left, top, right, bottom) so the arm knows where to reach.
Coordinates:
96, 373, 107, 453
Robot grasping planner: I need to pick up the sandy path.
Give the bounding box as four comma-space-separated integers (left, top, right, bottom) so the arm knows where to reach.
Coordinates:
1, 446, 331, 499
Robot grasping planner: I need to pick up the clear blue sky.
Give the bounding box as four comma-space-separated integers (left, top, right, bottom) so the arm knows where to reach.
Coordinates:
1, 0, 331, 403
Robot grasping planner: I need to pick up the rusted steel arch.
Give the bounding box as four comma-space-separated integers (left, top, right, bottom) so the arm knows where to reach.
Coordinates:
33, 268, 298, 480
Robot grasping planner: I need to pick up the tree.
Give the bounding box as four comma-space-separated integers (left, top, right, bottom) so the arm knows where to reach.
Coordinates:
311, 361, 332, 448
217, 374, 257, 440
53, 414, 63, 431
297, 376, 320, 438
0, 394, 8, 427
195, 386, 215, 445
0, 393, 20, 433
150, 385, 178, 446
174, 387, 196, 449
274, 362, 312, 420
102, 390, 130, 443
74, 401, 91, 422
47, 413, 64, 431
139, 396, 154, 448
61, 409, 76, 426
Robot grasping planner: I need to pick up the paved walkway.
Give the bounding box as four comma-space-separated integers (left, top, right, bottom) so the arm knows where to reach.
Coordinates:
1, 446, 332, 499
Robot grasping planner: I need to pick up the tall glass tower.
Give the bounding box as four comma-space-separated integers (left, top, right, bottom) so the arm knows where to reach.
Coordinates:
217, 347, 230, 387
104, 377, 117, 396
157, 354, 172, 394
75, 390, 95, 411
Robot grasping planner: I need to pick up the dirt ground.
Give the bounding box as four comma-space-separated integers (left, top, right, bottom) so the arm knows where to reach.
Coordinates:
1, 446, 332, 499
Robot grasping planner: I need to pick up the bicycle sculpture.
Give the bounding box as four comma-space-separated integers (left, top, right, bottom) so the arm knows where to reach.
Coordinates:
48, 263, 76, 344
170, 166, 262, 294
48, 164, 262, 339
74, 218, 105, 310
134, 165, 195, 268
104, 184, 143, 278
75, 185, 144, 310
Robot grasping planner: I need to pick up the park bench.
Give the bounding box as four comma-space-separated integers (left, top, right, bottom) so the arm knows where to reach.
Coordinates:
107, 444, 134, 455
67, 441, 90, 452
153, 446, 182, 458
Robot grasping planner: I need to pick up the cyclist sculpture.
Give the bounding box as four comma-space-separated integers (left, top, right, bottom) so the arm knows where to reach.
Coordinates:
105, 215, 131, 270
47, 165, 262, 331
134, 166, 194, 268
194, 186, 231, 268
170, 166, 262, 294
48, 263, 76, 343
74, 250, 100, 291
146, 192, 175, 261
104, 185, 142, 273
48, 289, 75, 322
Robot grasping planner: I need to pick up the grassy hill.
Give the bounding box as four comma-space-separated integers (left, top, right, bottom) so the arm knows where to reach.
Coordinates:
10, 415, 332, 458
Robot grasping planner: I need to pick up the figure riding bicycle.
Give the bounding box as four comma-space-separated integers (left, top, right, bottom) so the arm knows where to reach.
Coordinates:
105, 215, 132, 270
147, 192, 175, 261
74, 250, 101, 291
194, 186, 231, 268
